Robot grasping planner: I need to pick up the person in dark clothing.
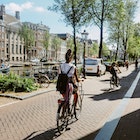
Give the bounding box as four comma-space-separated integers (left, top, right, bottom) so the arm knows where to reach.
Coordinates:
135, 59, 138, 70
110, 62, 120, 86
125, 60, 129, 70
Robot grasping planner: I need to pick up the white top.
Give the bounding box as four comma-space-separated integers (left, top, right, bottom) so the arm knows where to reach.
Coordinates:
60, 63, 75, 78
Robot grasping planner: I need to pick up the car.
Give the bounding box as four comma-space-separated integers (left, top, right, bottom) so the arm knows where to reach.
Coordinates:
104, 61, 112, 72
30, 58, 40, 63
40, 57, 47, 62
85, 58, 106, 76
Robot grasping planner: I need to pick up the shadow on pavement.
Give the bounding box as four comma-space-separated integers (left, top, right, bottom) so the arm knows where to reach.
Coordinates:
90, 69, 138, 101
23, 118, 78, 140
78, 108, 140, 140
23, 69, 140, 140
23, 127, 59, 140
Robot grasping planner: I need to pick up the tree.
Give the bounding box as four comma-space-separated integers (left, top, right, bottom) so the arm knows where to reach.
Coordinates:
87, 0, 115, 58
107, 0, 138, 62
66, 38, 74, 51
121, 0, 138, 62
127, 23, 140, 59
43, 31, 50, 60
102, 43, 110, 58
51, 35, 61, 61
91, 42, 99, 57
19, 25, 34, 60
107, 0, 126, 61
49, 0, 88, 66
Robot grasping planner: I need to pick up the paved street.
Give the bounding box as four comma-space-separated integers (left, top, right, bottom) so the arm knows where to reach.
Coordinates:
0, 64, 139, 140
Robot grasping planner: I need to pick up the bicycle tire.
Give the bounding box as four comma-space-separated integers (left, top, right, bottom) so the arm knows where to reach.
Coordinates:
110, 76, 115, 89
117, 77, 120, 86
75, 84, 84, 120
57, 103, 68, 133
39, 75, 50, 88
75, 93, 83, 120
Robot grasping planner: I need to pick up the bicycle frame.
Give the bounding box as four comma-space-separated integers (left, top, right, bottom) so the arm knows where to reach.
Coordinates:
56, 82, 84, 133
110, 76, 120, 89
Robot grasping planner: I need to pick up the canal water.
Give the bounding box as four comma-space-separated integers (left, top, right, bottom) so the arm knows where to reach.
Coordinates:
10, 63, 56, 76
10, 62, 82, 76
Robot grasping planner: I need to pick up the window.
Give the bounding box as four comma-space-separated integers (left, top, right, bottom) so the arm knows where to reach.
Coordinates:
85, 59, 98, 65
6, 33, 8, 39
12, 44, 14, 54
16, 45, 18, 54
20, 45, 22, 54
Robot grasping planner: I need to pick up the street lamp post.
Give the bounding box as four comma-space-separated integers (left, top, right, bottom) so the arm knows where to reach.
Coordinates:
81, 30, 88, 79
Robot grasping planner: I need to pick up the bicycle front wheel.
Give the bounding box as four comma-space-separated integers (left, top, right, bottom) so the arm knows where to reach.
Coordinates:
57, 103, 68, 133
39, 75, 50, 88
75, 92, 84, 120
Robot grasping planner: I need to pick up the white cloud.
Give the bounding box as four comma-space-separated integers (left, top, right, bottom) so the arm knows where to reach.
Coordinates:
6, 3, 23, 13
5, 2, 45, 14
35, 7, 46, 12
21, 2, 33, 10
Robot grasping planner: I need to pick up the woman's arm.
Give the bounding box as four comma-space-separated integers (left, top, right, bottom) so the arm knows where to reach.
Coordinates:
74, 68, 80, 82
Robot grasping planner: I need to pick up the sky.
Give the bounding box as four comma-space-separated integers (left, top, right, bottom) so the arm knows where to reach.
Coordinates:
1, 0, 140, 41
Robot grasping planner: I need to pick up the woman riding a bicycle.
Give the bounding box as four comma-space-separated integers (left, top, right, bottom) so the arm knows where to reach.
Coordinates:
59, 49, 80, 105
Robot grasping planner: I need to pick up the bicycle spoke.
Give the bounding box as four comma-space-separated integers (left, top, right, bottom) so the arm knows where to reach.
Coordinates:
57, 103, 68, 133
39, 76, 50, 88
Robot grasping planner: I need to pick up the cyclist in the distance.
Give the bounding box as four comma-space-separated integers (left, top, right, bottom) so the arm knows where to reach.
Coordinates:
110, 62, 121, 87
59, 49, 81, 106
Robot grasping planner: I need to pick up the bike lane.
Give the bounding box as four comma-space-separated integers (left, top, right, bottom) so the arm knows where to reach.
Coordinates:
95, 69, 140, 140
111, 70, 140, 140
0, 64, 138, 140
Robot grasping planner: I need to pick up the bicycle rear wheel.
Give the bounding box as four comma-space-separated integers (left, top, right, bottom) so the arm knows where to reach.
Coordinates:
39, 75, 50, 88
57, 103, 68, 133
110, 78, 115, 89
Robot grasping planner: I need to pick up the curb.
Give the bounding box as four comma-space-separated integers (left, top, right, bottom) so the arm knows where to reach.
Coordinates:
0, 89, 56, 100
0, 84, 56, 100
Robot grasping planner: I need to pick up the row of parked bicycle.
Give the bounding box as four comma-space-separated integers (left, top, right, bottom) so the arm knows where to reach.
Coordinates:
23, 65, 59, 88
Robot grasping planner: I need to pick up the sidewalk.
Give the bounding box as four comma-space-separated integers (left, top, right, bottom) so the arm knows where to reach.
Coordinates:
0, 64, 140, 140
0, 83, 56, 100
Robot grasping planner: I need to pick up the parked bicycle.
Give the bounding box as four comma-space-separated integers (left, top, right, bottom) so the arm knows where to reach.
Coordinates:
110, 76, 120, 89
56, 82, 84, 133
33, 71, 50, 88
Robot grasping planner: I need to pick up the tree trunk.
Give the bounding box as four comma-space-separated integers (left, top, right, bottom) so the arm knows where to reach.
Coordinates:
73, 27, 77, 66
99, 21, 103, 58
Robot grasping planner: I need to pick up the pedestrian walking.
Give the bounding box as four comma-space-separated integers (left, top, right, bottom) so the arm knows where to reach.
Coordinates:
125, 60, 129, 70
135, 59, 138, 70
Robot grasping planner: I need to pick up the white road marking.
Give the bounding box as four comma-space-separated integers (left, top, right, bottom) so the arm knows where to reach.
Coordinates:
94, 71, 140, 140
0, 101, 20, 108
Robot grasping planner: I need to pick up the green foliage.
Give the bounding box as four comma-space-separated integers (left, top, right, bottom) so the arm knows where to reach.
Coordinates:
49, 0, 89, 66
128, 23, 140, 58
19, 25, 35, 60
0, 72, 37, 93
43, 31, 50, 59
51, 36, 61, 61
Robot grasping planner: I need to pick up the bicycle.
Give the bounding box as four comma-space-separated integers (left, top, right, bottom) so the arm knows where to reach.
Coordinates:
110, 76, 120, 89
34, 71, 50, 88
56, 82, 84, 133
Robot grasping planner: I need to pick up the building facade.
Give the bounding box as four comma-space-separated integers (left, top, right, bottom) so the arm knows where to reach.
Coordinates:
0, 4, 51, 62
0, 4, 95, 64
